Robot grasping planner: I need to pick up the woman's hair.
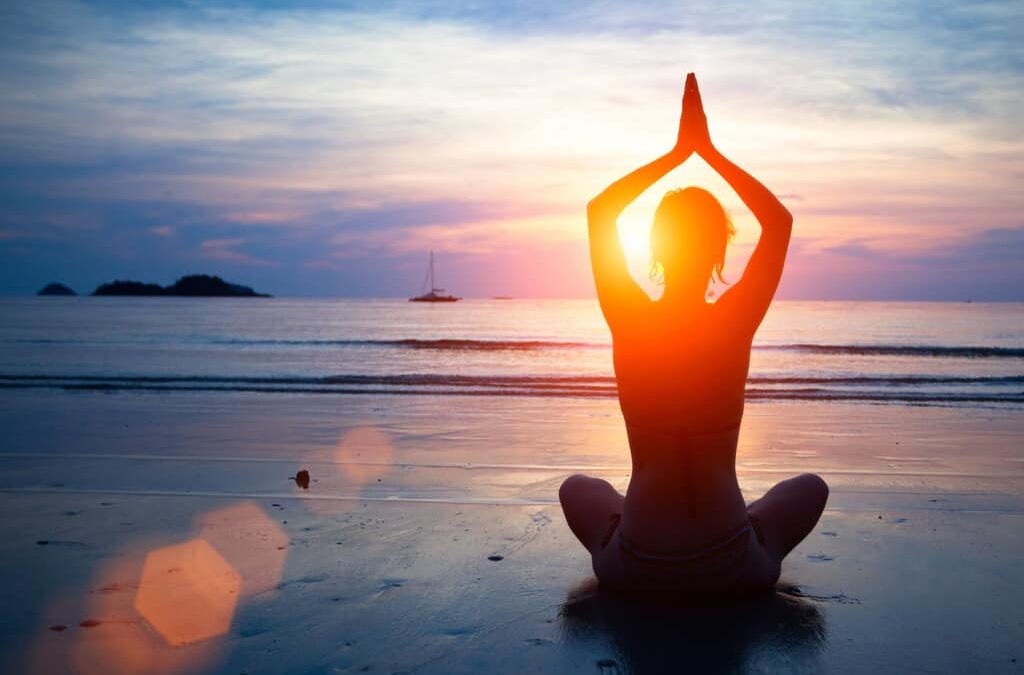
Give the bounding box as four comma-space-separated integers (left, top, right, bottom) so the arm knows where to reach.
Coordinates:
649, 187, 735, 286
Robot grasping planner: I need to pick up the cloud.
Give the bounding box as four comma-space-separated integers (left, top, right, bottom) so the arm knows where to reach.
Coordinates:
822, 241, 882, 259
824, 227, 1024, 266
779, 227, 1024, 300
200, 238, 280, 267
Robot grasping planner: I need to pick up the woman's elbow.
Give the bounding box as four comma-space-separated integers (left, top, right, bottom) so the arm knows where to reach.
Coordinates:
775, 209, 793, 232
587, 199, 614, 230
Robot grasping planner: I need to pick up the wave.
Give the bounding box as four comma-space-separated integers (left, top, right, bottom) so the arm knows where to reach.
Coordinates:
207, 338, 601, 350
754, 374, 1024, 385
756, 344, 1024, 358
2, 373, 1022, 386
14, 336, 1024, 358
1, 373, 1020, 405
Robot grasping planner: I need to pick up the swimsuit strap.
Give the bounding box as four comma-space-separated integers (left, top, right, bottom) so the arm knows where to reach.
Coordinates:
618, 519, 753, 564
623, 418, 742, 439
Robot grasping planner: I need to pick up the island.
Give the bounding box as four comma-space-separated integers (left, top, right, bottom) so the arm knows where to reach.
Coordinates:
92, 280, 165, 296
37, 283, 77, 296
91, 274, 271, 297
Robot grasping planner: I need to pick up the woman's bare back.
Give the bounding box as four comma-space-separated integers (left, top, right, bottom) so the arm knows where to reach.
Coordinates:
612, 301, 753, 553
613, 301, 750, 439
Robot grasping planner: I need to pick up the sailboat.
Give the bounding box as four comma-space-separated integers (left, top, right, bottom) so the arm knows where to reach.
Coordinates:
409, 251, 461, 302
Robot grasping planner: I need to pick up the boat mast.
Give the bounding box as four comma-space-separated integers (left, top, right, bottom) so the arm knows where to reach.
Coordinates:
429, 250, 435, 291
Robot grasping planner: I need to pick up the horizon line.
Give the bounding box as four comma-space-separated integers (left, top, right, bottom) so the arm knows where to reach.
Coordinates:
10, 294, 1023, 303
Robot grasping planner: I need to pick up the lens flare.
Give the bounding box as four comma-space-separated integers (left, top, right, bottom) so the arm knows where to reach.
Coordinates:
134, 538, 241, 647
336, 426, 395, 487
194, 501, 289, 598
27, 538, 224, 675
301, 425, 396, 516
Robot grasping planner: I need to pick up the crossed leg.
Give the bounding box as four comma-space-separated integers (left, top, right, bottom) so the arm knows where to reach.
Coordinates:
747, 473, 830, 562
559, 474, 625, 554
560, 472, 828, 561
559, 471, 828, 593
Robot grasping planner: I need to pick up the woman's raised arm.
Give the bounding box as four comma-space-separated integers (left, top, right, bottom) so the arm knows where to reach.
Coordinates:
588, 79, 696, 327
684, 75, 793, 331
588, 152, 679, 326
705, 146, 792, 331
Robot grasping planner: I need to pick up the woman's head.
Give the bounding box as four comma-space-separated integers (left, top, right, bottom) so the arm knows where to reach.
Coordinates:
650, 187, 734, 290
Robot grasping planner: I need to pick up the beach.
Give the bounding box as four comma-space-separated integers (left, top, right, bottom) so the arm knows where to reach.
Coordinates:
1, 299, 1022, 673
2, 392, 1022, 674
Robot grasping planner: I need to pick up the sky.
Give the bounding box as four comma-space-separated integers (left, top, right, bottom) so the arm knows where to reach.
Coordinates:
0, 0, 1021, 299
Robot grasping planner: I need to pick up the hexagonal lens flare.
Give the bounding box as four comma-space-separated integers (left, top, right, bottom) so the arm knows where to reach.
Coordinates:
194, 501, 289, 597
134, 538, 241, 647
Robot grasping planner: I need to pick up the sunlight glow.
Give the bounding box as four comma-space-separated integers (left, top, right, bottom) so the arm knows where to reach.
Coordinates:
617, 219, 651, 264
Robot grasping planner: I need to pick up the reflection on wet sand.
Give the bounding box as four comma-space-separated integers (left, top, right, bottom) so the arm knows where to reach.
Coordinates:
561, 578, 825, 674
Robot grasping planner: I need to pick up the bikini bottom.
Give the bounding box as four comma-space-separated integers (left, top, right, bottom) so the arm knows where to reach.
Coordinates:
591, 513, 779, 594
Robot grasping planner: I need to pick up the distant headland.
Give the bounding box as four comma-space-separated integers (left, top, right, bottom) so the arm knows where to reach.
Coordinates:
37, 283, 77, 296
94, 274, 270, 297
38, 275, 271, 297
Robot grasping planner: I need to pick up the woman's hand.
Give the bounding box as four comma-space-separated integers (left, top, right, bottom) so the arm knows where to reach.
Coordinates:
674, 72, 713, 157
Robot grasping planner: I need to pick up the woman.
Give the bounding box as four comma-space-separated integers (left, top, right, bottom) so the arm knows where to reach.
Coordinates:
560, 73, 828, 593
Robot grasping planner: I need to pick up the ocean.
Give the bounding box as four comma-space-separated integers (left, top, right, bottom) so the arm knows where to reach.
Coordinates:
1, 298, 1021, 407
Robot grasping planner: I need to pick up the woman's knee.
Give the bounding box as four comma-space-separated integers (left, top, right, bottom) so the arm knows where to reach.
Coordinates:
559, 473, 592, 506
750, 473, 829, 561
796, 473, 829, 508
559, 474, 621, 528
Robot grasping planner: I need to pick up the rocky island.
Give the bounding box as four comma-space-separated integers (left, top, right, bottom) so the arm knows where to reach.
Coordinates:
37, 283, 77, 296
91, 274, 271, 297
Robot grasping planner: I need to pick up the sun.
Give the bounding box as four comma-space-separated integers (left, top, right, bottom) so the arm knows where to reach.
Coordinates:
617, 220, 651, 262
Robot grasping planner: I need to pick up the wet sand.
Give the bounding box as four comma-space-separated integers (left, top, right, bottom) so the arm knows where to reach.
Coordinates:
0, 391, 1021, 673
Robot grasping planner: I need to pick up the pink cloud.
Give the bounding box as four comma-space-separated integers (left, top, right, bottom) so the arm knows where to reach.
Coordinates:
224, 211, 306, 225
200, 239, 279, 268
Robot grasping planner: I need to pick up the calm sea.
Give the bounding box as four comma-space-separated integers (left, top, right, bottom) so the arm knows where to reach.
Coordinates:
1, 299, 1021, 407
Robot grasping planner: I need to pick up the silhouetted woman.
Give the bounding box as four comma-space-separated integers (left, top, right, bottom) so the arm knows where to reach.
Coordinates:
560, 73, 828, 592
